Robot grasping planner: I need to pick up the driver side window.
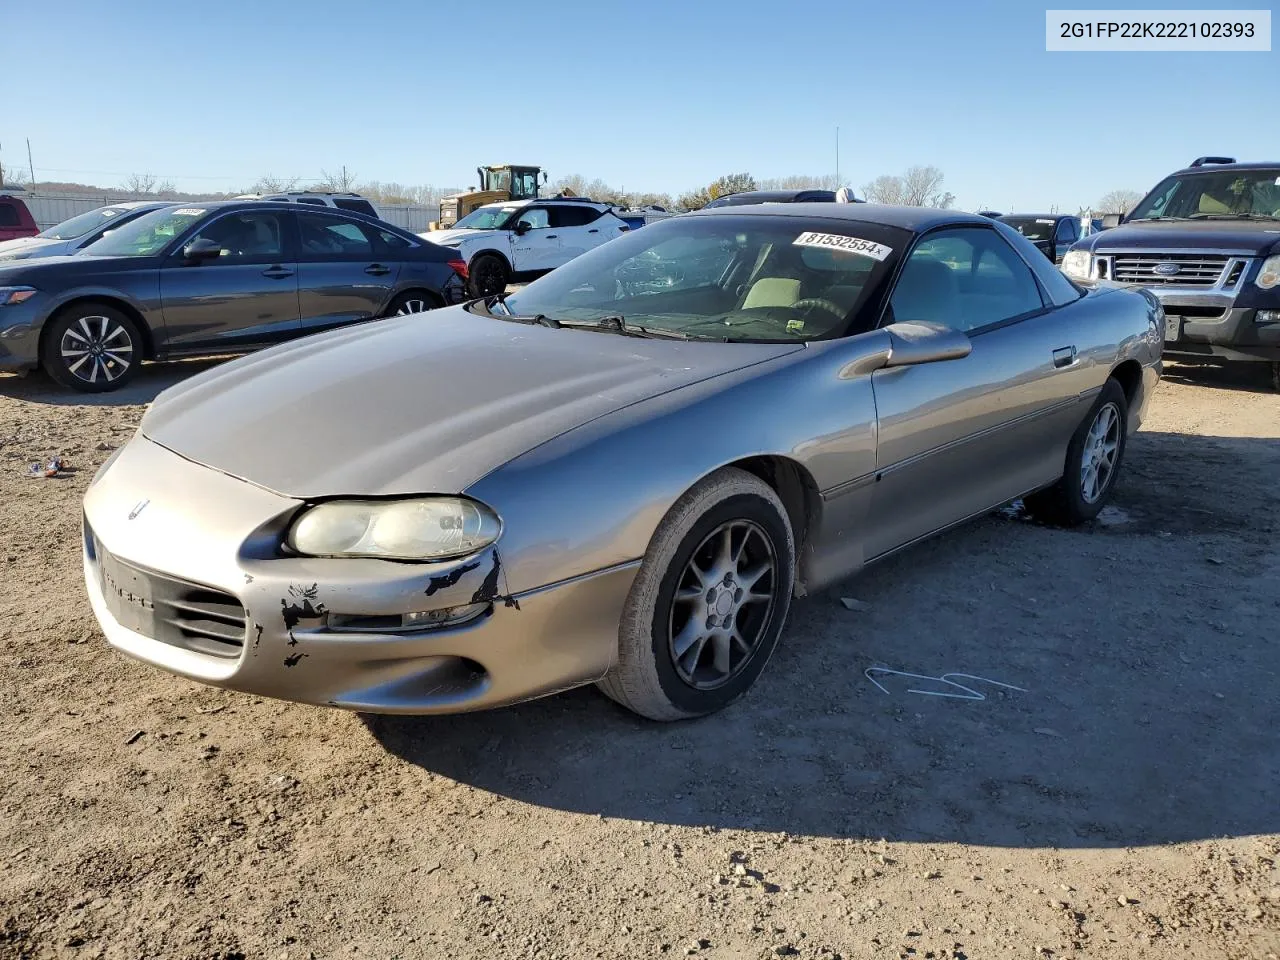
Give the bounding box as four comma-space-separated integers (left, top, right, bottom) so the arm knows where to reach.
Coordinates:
889, 228, 1045, 333
187, 212, 285, 264
514, 207, 549, 230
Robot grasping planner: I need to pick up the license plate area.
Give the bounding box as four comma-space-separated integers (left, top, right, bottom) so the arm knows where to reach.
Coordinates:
98, 546, 159, 636
1164, 315, 1182, 341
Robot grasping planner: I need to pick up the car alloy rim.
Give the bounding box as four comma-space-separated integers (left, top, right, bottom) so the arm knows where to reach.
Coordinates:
394, 299, 428, 315
60, 316, 133, 384
1080, 401, 1120, 504
475, 262, 503, 295
667, 519, 777, 691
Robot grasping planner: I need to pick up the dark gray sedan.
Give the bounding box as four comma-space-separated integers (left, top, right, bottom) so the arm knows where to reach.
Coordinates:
0, 201, 468, 391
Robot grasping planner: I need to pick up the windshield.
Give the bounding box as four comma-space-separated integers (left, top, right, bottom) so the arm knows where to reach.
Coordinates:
80, 207, 207, 257
38, 206, 139, 241
501, 215, 907, 342
453, 206, 518, 230
998, 217, 1056, 241
1129, 169, 1280, 220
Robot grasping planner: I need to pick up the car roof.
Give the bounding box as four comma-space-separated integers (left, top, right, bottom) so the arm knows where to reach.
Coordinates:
1170, 160, 1280, 174
691, 202, 992, 232
714, 190, 833, 202
477, 197, 609, 211
998, 213, 1067, 221
111, 200, 170, 210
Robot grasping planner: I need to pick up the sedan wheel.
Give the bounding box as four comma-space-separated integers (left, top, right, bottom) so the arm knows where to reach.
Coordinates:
1024, 377, 1128, 525
598, 467, 795, 721
41, 306, 143, 393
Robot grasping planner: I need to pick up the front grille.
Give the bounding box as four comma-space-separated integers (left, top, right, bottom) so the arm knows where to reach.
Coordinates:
1110, 253, 1231, 286
93, 535, 246, 659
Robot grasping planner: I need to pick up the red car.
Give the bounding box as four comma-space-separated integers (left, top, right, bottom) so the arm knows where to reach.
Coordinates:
0, 192, 39, 241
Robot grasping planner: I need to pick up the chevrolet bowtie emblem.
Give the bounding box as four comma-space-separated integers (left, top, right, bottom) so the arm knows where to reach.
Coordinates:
128, 499, 150, 520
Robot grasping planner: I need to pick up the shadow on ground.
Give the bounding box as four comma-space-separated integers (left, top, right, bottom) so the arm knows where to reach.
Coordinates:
367, 433, 1280, 849
1161, 359, 1278, 393
0, 357, 234, 407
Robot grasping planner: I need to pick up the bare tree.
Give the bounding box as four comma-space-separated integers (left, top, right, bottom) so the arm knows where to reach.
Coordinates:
250, 174, 302, 194
316, 166, 358, 192
900, 166, 954, 208
758, 173, 842, 191
123, 172, 158, 194
1097, 189, 1143, 215
861, 174, 904, 204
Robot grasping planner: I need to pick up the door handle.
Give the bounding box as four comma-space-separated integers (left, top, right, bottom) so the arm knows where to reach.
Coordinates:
262, 266, 294, 279
1052, 345, 1077, 368
364, 264, 391, 276
544, 234, 557, 240
588, 229, 599, 233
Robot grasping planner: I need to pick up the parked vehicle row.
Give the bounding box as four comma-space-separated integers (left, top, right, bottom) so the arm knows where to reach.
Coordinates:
81, 202, 1162, 720
0, 201, 467, 391
1063, 156, 1280, 390
0, 200, 169, 262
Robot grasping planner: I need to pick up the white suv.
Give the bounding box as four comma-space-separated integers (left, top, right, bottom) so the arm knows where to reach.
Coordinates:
421, 198, 631, 296
234, 192, 381, 220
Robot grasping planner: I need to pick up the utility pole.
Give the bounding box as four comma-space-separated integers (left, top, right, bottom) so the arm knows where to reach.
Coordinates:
27, 139, 35, 187
0, 141, 5, 187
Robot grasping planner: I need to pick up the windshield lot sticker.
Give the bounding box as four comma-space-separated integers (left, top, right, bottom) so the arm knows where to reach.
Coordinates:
1036, 218, 1055, 224
793, 232, 892, 261
173, 208, 205, 216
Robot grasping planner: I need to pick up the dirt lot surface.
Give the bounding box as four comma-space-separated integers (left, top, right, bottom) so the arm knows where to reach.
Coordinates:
2, 360, 1278, 960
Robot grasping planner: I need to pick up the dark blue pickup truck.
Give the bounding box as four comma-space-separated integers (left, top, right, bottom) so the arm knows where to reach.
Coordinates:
1062, 157, 1280, 390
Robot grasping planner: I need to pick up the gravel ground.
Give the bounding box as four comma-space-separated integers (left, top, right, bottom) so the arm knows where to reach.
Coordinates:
1, 359, 1278, 960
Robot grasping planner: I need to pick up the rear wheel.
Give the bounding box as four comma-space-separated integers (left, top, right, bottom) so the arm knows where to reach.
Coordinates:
1270, 361, 1280, 393
384, 291, 439, 317
597, 467, 796, 721
41, 304, 143, 393
1024, 378, 1128, 525
468, 253, 509, 298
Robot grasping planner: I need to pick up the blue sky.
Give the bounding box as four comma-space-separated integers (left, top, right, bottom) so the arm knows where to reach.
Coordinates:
5, 0, 1276, 211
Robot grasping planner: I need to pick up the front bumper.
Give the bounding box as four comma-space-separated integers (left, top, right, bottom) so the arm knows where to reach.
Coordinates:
82, 436, 636, 714
0, 297, 45, 372
1160, 305, 1280, 363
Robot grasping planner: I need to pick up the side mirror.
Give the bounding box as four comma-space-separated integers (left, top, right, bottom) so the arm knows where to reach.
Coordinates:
883, 321, 972, 367
182, 237, 223, 262
513, 221, 532, 236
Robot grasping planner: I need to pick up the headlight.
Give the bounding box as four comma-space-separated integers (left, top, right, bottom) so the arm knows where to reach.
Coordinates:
1061, 250, 1092, 281
0, 286, 37, 305
287, 497, 501, 560
1256, 255, 1280, 290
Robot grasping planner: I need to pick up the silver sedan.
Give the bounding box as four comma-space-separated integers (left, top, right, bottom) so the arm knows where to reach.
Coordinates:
82, 205, 1163, 720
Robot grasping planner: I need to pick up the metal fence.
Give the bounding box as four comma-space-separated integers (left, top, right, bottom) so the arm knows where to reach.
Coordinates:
21, 191, 436, 233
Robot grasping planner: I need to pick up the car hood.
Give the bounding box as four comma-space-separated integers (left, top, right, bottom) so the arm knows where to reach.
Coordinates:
0, 253, 143, 282
0, 236, 66, 260
1079, 219, 1280, 255
140, 307, 802, 499
418, 227, 499, 247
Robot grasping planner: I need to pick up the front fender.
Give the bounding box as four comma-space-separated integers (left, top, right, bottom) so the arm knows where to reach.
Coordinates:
466, 336, 886, 595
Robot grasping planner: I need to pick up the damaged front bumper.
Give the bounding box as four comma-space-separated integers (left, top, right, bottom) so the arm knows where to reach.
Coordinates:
81, 435, 637, 713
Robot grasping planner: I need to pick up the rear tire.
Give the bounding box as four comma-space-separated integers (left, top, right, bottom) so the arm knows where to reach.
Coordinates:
41, 304, 143, 393
384, 290, 440, 317
468, 253, 509, 298
1024, 378, 1128, 526
597, 467, 796, 721
1270, 361, 1280, 393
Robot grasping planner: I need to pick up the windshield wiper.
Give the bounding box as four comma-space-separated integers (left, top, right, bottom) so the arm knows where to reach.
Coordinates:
1128, 216, 1188, 221
555, 315, 699, 340
1187, 213, 1280, 221
471, 294, 560, 327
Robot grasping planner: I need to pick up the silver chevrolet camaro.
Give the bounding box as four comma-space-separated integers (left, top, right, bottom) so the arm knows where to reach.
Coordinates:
82, 204, 1163, 721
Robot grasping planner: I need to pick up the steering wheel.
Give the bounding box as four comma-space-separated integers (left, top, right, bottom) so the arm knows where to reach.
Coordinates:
791, 298, 845, 320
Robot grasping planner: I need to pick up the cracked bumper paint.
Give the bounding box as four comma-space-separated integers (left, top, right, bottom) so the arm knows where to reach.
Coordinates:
82, 436, 636, 714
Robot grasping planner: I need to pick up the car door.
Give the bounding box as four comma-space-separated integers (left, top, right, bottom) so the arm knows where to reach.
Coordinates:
296, 211, 401, 333
547, 204, 610, 263
508, 206, 562, 273
1053, 217, 1079, 263
158, 209, 301, 353
863, 226, 1089, 560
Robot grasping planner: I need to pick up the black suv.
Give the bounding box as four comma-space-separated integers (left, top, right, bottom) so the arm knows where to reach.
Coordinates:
1063, 157, 1280, 389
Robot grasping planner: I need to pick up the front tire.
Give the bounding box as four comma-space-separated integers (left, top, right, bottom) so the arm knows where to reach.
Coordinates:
1024, 378, 1128, 526
41, 305, 143, 393
468, 253, 510, 298
597, 467, 796, 721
